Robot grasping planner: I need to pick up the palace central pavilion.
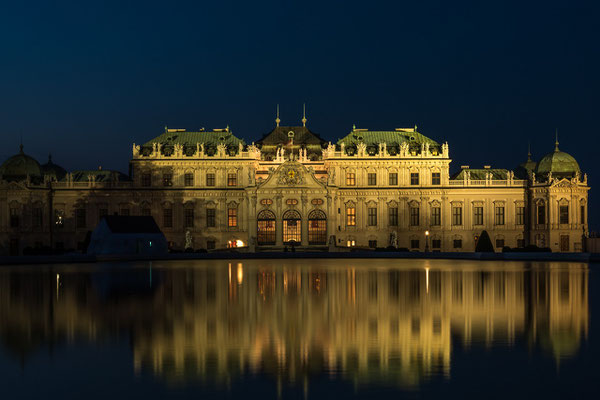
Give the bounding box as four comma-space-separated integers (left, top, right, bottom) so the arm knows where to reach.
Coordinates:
0, 113, 590, 255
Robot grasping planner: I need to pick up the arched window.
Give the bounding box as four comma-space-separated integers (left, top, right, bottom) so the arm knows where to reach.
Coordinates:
283, 210, 301, 244
308, 210, 327, 245
257, 210, 276, 245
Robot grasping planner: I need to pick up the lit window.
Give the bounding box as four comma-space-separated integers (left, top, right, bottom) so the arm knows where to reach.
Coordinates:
389, 172, 398, 185
346, 207, 356, 226
227, 173, 237, 186
228, 208, 237, 227
346, 172, 356, 186
431, 172, 441, 185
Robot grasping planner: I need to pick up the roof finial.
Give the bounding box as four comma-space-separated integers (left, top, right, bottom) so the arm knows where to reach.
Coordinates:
19, 133, 23, 153
302, 103, 307, 127
527, 141, 532, 161
555, 128, 559, 151
275, 104, 280, 127
48, 153, 53, 163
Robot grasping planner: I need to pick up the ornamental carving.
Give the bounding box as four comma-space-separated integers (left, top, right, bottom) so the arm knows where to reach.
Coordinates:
277, 165, 304, 186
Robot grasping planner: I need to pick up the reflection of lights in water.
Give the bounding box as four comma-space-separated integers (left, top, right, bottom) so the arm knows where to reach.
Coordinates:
56, 273, 60, 300
237, 263, 243, 285
425, 267, 429, 293
228, 263, 232, 284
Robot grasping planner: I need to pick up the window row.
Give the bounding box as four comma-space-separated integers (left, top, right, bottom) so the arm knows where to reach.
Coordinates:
344, 172, 441, 186
139, 172, 237, 187
344, 205, 525, 227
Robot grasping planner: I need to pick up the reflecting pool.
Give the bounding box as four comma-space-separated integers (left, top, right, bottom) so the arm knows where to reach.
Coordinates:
0, 259, 597, 399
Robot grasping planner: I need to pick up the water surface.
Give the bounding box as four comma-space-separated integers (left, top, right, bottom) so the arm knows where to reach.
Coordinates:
0, 259, 598, 399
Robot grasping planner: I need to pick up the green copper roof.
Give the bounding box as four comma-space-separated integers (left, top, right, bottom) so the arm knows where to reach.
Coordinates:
337, 129, 441, 155
535, 146, 581, 178
0, 145, 42, 182
60, 170, 130, 182
451, 169, 510, 180
142, 128, 245, 156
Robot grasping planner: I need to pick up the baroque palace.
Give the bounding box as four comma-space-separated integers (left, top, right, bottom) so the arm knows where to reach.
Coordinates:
0, 111, 590, 255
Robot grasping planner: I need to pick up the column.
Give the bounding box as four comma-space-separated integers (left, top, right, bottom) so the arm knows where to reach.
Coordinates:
275, 194, 283, 246
301, 194, 308, 246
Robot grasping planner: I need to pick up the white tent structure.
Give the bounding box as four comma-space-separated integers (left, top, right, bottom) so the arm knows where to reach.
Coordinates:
87, 216, 168, 255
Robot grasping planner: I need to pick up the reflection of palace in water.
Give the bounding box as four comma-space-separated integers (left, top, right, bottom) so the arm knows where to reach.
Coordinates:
0, 262, 589, 388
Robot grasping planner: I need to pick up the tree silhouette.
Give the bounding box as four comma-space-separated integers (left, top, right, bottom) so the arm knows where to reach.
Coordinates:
475, 230, 494, 252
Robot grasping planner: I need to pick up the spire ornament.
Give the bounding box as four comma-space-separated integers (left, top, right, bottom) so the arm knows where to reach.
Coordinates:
275, 104, 280, 127
302, 103, 307, 127
555, 129, 559, 151
527, 141, 532, 161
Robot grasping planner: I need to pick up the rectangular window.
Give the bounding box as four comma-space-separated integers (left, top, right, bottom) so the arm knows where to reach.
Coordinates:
184, 208, 194, 228
163, 208, 173, 228
206, 240, 216, 250
120, 208, 130, 216
184, 173, 194, 186
206, 173, 215, 186
559, 205, 569, 224
495, 206, 505, 225
388, 207, 398, 226
368, 240, 377, 248
346, 172, 356, 186
581, 205, 586, 224
516, 206, 525, 225
410, 239, 420, 249
432, 239, 441, 249
76, 208, 86, 229
141, 208, 151, 217
452, 206, 463, 226
346, 207, 356, 226
389, 172, 398, 185
10, 208, 19, 228
517, 239, 525, 248
431, 207, 441, 226
453, 239, 462, 249
206, 208, 216, 228
163, 173, 173, 187
496, 239, 505, 248
228, 208, 237, 227
368, 207, 377, 226
410, 207, 419, 226
537, 204, 546, 225
32, 207, 42, 228
473, 206, 483, 225
368, 173, 377, 186
227, 173, 237, 186
410, 172, 419, 185
141, 173, 151, 187
431, 172, 441, 185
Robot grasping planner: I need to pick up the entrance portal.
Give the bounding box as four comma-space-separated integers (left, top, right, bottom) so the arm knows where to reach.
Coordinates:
257, 210, 276, 245
308, 210, 327, 244
283, 210, 301, 244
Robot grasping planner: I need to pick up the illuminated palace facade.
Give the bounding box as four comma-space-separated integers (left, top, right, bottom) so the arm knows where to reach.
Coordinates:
0, 114, 590, 254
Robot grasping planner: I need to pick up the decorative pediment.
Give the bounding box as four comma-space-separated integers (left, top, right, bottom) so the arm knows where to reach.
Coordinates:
258, 161, 325, 190
551, 178, 574, 188
430, 199, 441, 207
408, 200, 420, 207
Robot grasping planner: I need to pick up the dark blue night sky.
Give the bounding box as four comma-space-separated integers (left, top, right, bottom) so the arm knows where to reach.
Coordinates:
1, 0, 598, 229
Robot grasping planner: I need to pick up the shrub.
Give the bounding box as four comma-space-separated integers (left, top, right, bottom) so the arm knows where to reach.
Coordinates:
475, 231, 494, 252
